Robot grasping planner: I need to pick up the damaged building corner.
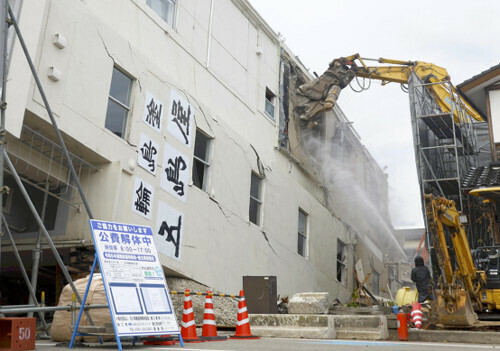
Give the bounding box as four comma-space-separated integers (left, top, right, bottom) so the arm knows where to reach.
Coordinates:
279, 50, 405, 302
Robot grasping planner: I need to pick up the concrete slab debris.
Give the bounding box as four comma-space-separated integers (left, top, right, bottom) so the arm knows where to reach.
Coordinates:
288, 292, 330, 315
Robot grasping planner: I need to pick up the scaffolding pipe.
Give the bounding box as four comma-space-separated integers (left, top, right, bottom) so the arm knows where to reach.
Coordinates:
1, 304, 37, 309
28, 182, 49, 318
4, 150, 97, 328
0, 304, 108, 315
2, 214, 48, 331
0, 0, 9, 294
6, 4, 100, 326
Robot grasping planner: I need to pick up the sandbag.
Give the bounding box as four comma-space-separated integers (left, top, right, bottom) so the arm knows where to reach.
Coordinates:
50, 274, 112, 342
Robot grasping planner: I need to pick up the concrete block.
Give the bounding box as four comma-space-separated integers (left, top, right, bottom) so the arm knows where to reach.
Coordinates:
288, 292, 330, 314
249, 314, 336, 339
386, 314, 397, 329
334, 315, 389, 340
329, 305, 393, 315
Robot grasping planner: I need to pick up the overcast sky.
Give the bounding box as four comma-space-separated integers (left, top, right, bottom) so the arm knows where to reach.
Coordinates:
249, 0, 500, 228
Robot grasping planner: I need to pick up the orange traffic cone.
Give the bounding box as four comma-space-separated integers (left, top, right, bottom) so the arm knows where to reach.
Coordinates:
230, 290, 260, 339
181, 289, 204, 343
143, 335, 176, 345
201, 291, 227, 341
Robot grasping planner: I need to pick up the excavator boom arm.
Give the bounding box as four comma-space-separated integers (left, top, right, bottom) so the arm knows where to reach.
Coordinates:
343, 54, 483, 123
424, 194, 482, 326
424, 195, 483, 301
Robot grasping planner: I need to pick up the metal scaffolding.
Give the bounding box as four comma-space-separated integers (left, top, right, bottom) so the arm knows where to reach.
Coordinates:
408, 73, 491, 251
0, 3, 102, 336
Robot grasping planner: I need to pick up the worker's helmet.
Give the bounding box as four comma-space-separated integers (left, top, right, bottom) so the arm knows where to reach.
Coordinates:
414, 256, 424, 266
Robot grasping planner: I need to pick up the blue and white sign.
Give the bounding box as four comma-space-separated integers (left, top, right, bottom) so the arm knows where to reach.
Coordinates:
89, 220, 179, 336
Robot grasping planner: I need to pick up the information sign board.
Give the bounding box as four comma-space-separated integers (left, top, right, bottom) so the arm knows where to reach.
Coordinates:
89, 220, 179, 336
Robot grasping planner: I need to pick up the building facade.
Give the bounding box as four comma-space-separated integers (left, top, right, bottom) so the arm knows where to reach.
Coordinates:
0, 0, 401, 307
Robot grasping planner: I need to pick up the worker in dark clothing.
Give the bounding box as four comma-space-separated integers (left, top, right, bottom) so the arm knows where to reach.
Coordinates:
411, 255, 433, 303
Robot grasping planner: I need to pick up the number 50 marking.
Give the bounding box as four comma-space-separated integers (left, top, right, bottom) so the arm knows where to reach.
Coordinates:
19, 327, 31, 340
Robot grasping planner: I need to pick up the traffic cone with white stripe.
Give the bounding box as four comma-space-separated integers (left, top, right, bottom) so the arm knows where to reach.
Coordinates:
181, 289, 204, 342
230, 290, 260, 339
411, 302, 423, 329
201, 291, 227, 341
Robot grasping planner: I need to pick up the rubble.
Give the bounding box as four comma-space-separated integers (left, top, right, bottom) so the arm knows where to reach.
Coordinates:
166, 278, 238, 327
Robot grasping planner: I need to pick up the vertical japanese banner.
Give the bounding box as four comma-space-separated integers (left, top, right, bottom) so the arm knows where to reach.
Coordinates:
132, 177, 155, 220
137, 134, 159, 175
160, 143, 189, 202
167, 89, 193, 147
154, 201, 184, 261
89, 220, 180, 336
143, 92, 164, 133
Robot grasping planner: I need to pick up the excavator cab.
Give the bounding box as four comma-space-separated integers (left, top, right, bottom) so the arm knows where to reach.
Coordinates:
477, 246, 500, 289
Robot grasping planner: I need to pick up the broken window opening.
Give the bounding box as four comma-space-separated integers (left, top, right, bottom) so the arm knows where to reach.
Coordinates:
337, 239, 347, 284
265, 87, 276, 119
249, 172, 263, 225
192, 129, 211, 191
298, 208, 308, 258
388, 264, 399, 293
146, 0, 177, 27
105, 67, 133, 139
371, 270, 380, 296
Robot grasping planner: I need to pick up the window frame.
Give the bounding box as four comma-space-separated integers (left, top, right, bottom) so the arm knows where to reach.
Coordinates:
249, 172, 263, 226
192, 129, 211, 191
146, 0, 177, 28
298, 208, 308, 258
105, 66, 133, 139
265, 87, 276, 119
336, 239, 347, 284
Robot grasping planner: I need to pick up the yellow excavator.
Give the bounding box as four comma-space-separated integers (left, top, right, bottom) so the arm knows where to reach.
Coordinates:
424, 194, 500, 325
296, 54, 498, 325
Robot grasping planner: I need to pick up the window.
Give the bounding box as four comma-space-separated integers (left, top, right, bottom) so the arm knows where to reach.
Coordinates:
337, 239, 347, 284
372, 271, 380, 295
146, 0, 177, 27
192, 130, 211, 190
388, 264, 398, 293
298, 209, 308, 257
249, 173, 263, 225
105, 67, 132, 138
265, 87, 275, 118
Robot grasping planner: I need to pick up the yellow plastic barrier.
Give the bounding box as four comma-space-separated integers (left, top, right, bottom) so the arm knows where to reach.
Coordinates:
395, 287, 418, 306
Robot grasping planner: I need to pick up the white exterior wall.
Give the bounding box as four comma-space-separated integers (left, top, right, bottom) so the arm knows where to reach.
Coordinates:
489, 89, 500, 144
4, 0, 392, 301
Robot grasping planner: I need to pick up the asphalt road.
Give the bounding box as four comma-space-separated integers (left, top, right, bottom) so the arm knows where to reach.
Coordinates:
36, 338, 500, 351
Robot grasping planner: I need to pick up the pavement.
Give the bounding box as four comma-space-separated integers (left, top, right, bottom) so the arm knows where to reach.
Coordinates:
29, 311, 500, 349
33, 338, 500, 351
249, 311, 500, 345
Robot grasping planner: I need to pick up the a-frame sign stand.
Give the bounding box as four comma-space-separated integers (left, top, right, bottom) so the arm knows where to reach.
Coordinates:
69, 220, 183, 350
